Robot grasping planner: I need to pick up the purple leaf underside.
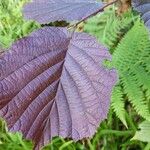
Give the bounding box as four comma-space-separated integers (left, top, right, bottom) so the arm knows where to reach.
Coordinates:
132, 0, 150, 30
23, 0, 104, 24
0, 27, 117, 150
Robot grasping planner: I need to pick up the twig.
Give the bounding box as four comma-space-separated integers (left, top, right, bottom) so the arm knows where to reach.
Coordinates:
68, 0, 118, 29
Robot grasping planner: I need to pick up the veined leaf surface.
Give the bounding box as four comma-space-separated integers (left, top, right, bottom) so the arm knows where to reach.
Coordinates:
132, 0, 150, 30
23, 0, 104, 24
0, 27, 117, 149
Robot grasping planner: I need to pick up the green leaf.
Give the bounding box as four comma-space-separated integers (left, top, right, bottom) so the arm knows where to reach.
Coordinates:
111, 85, 128, 128
132, 121, 150, 142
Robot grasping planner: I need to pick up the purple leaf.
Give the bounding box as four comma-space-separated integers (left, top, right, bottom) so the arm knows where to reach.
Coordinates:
132, 0, 150, 30
23, 0, 104, 24
0, 27, 117, 150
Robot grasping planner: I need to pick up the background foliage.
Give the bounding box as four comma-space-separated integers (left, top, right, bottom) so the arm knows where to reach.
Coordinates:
0, 0, 150, 150
0, 0, 39, 49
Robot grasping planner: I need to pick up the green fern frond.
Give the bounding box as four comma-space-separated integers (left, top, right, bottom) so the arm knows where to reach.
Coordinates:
131, 65, 150, 99
84, 8, 136, 52
85, 7, 150, 124
112, 21, 150, 72
111, 85, 127, 127
121, 73, 150, 121
113, 21, 150, 121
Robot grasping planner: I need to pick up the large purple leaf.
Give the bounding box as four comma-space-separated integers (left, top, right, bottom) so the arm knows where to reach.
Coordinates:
132, 0, 150, 30
0, 27, 117, 150
23, 0, 104, 24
